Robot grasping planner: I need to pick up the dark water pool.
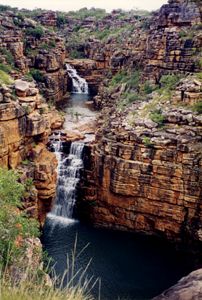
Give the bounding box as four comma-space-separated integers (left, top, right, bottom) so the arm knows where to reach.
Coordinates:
42, 219, 193, 300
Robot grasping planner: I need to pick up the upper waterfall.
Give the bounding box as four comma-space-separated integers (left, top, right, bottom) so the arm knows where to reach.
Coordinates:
66, 63, 89, 94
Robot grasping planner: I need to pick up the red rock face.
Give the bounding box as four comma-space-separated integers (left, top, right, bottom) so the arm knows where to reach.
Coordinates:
80, 111, 202, 241
0, 81, 64, 222
77, 0, 202, 244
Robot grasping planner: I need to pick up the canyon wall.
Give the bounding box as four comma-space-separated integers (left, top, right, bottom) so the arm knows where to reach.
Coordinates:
0, 12, 70, 101
78, 0, 202, 245
0, 80, 63, 222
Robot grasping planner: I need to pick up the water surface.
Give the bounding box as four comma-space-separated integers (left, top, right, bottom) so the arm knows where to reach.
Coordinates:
42, 220, 192, 300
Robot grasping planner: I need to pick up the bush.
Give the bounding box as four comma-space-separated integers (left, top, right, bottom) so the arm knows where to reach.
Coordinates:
25, 26, 45, 39
193, 101, 202, 114
30, 69, 45, 82
110, 69, 140, 88
0, 5, 11, 11
160, 74, 181, 90
110, 70, 128, 86
142, 136, 153, 147
69, 49, 85, 59
57, 13, 66, 27
143, 81, 155, 94
0, 70, 13, 85
150, 109, 165, 126
0, 63, 12, 73
39, 41, 56, 50
0, 168, 39, 269
0, 48, 14, 66
127, 70, 140, 89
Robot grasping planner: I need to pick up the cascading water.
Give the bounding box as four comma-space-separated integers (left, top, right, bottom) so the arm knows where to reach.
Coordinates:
48, 138, 84, 224
66, 64, 88, 94
48, 64, 88, 224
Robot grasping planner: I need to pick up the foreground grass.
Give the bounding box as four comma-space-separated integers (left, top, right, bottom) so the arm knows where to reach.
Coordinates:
0, 286, 93, 300
0, 264, 96, 300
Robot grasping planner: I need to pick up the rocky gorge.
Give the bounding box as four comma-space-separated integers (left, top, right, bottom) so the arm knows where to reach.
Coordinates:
0, 0, 202, 299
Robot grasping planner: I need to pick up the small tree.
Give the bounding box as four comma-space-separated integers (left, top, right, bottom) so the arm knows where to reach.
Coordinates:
0, 168, 39, 269
25, 26, 45, 39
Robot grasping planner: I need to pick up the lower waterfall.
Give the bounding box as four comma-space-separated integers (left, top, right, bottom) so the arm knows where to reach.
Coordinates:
48, 138, 84, 223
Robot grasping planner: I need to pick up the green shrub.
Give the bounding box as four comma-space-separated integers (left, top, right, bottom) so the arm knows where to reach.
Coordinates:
0, 5, 11, 11
56, 13, 66, 27
0, 168, 39, 269
25, 26, 45, 39
30, 69, 44, 82
0, 48, 14, 66
193, 101, 202, 114
23, 73, 33, 82
0, 70, 13, 85
111, 70, 140, 89
39, 40, 56, 50
0, 63, 12, 73
21, 159, 30, 165
143, 81, 155, 94
68, 7, 107, 20
69, 49, 85, 59
110, 70, 128, 86
127, 70, 140, 89
142, 136, 153, 147
160, 74, 181, 90
150, 109, 165, 126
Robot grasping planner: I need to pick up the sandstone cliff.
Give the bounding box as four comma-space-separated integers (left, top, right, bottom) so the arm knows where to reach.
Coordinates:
0, 79, 63, 222
77, 0, 202, 247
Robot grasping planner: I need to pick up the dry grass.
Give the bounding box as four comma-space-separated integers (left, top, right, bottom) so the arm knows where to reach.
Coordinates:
0, 238, 100, 300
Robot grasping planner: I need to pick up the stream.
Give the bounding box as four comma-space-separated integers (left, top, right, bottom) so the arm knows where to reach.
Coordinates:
42, 64, 193, 300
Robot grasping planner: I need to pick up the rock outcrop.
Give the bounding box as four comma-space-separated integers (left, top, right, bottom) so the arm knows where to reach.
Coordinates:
0, 11, 70, 102
76, 0, 202, 247
0, 79, 63, 221
153, 268, 202, 300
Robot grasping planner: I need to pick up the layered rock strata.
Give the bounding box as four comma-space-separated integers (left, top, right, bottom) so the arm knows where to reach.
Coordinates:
79, 75, 202, 245
0, 80, 63, 221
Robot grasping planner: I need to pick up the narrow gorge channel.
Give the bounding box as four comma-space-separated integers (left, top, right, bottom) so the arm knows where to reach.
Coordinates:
42, 65, 194, 300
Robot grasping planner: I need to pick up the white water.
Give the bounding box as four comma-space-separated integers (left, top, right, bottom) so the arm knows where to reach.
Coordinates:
66, 64, 89, 94
48, 137, 84, 223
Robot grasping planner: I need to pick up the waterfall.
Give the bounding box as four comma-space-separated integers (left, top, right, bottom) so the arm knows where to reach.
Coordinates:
48, 136, 84, 224
66, 63, 89, 94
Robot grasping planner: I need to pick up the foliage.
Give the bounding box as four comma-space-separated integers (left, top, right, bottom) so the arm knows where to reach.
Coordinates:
25, 26, 45, 39
67, 7, 107, 20
140, 18, 151, 30
0, 63, 12, 74
159, 74, 181, 90
110, 70, 128, 86
0, 168, 39, 269
21, 159, 30, 166
39, 40, 56, 50
179, 29, 194, 40
195, 72, 202, 80
150, 109, 165, 126
110, 70, 140, 90
143, 81, 155, 94
69, 49, 85, 59
0, 70, 13, 85
142, 136, 153, 147
0, 48, 15, 66
23, 72, 34, 82
193, 101, 202, 114
29, 69, 45, 82
57, 13, 66, 28
0, 5, 11, 12
13, 14, 25, 27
